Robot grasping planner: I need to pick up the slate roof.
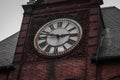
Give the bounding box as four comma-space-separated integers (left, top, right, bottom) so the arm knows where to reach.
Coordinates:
0, 7, 120, 66
98, 7, 120, 60
0, 32, 19, 67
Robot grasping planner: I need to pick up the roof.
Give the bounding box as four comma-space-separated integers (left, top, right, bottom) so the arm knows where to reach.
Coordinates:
0, 32, 19, 67
0, 7, 120, 66
97, 7, 120, 61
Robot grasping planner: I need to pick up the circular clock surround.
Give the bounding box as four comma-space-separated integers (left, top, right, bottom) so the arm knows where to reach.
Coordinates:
34, 18, 83, 57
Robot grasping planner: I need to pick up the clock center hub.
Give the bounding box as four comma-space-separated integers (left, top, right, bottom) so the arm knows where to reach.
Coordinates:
47, 28, 69, 46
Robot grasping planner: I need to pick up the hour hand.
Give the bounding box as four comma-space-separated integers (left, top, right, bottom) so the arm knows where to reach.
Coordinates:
59, 34, 69, 37
40, 33, 54, 36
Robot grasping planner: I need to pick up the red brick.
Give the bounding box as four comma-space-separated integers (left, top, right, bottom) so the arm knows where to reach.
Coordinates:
90, 15, 98, 22
90, 8, 98, 14
16, 46, 23, 53
19, 31, 27, 38
13, 54, 22, 62
87, 47, 97, 54
101, 64, 120, 80
55, 59, 85, 80
86, 56, 97, 80
21, 24, 28, 30
89, 23, 98, 29
88, 23, 99, 37
88, 30, 98, 37
88, 38, 98, 46
20, 62, 48, 80
22, 17, 30, 24
18, 38, 25, 45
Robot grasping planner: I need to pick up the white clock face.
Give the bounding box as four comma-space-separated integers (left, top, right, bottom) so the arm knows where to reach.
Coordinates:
34, 18, 82, 57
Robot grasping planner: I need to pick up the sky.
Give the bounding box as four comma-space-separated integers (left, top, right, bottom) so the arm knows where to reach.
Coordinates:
0, 0, 120, 41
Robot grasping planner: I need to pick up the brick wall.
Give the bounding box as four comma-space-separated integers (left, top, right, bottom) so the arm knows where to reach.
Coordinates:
7, 1, 103, 80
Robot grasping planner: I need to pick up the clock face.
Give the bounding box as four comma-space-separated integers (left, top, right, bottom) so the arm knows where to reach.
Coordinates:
34, 18, 82, 57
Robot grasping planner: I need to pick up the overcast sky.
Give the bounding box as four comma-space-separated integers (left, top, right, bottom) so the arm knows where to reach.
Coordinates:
0, 0, 120, 41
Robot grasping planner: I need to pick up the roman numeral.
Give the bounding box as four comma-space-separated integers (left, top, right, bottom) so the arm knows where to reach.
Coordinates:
49, 24, 55, 30
54, 47, 58, 53
63, 45, 67, 50
69, 33, 78, 37
45, 45, 52, 52
57, 22, 62, 28
41, 31, 49, 34
64, 23, 69, 28
68, 27, 76, 32
38, 36, 47, 40
39, 41, 47, 49
67, 39, 76, 45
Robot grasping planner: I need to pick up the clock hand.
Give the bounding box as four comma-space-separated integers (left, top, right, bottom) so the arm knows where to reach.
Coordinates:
40, 33, 55, 36
59, 34, 69, 37
40, 33, 69, 38
56, 35, 60, 45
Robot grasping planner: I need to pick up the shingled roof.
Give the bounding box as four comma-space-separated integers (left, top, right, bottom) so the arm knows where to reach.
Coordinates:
97, 7, 120, 61
0, 32, 19, 67
0, 7, 120, 67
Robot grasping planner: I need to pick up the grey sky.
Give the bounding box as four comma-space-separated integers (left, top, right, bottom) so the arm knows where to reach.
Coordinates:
0, 0, 120, 41
0, 0, 28, 41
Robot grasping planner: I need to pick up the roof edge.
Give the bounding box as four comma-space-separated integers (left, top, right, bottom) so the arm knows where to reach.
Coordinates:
0, 31, 19, 43
92, 55, 120, 63
101, 6, 120, 11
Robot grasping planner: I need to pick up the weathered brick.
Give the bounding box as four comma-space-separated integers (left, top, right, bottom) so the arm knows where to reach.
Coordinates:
19, 31, 27, 38
88, 38, 98, 46
87, 47, 97, 54
90, 15, 98, 22
89, 23, 98, 30
101, 64, 120, 80
22, 17, 30, 24
20, 62, 48, 80
90, 8, 98, 14
88, 22, 99, 38
88, 30, 98, 37
14, 54, 22, 62
16, 46, 23, 53
55, 59, 85, 80
21, 24, 28, 30
17, 38, 25, 45
86, 56, 97, 80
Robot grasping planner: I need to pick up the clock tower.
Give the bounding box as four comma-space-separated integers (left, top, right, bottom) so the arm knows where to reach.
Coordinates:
8, 0, 104, 80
